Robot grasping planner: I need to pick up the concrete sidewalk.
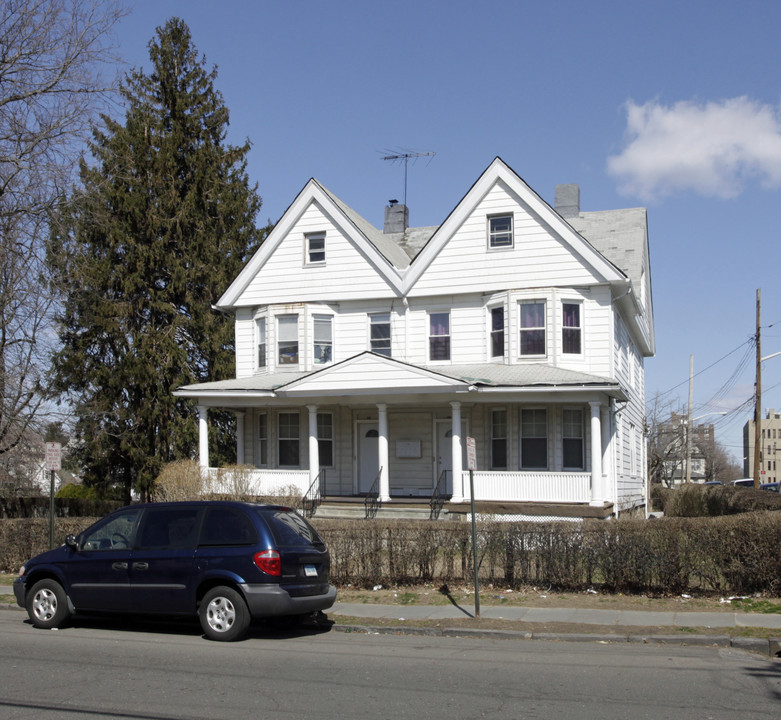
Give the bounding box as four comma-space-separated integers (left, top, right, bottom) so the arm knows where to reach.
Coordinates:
330, 601, 781, 656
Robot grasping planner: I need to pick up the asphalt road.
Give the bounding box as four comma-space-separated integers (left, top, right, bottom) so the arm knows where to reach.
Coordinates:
1, 609, 779, 720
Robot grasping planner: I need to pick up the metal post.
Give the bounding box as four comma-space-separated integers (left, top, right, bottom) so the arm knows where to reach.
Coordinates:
469, 468, 480, 618
49, 469, 55, 550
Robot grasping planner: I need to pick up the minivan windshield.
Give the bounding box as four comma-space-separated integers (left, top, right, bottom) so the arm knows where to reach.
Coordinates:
259, 509, 324, 548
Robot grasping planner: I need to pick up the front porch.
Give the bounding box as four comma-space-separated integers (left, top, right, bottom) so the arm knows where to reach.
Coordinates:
204, 466, 614, 520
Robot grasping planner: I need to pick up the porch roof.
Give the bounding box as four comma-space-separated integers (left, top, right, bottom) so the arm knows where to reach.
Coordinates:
175, 358, 626, 402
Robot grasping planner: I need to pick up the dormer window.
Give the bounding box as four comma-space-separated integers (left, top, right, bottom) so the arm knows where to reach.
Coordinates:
488, 215, 513, 249
306, 232, 326, 264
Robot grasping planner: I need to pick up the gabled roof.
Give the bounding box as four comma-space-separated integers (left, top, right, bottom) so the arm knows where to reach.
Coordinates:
216, 179, 407, 308
401, 157, 630, 294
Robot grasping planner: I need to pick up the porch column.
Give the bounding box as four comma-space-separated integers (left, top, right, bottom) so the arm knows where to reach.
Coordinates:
377, 403, 390, 502
198, 405, 209, 469
589, 401, 603, 505
235, 411, 245, 465
600, 405, 612, 503
307, 405, 319, 488
450, 401, 464, 502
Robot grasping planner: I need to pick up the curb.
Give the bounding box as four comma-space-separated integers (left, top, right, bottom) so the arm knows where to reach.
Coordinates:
332, 622, 778, 657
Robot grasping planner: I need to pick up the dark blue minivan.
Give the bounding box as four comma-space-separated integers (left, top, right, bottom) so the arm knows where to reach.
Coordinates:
14, 501, 337, 641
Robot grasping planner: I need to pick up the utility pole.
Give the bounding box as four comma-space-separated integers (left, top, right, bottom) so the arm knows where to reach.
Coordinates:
754, 289, 762, 489
685, 355, 694, 483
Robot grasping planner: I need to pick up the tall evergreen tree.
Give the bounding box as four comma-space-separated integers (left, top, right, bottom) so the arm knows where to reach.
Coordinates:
49, 18, 265, 500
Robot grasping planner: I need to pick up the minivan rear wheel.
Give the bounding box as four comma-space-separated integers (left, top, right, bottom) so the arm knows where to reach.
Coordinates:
199, 586, 250, 641
27, 579, 72, 629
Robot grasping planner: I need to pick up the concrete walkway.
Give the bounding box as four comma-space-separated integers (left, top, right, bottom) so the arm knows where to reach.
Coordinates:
332, 601, 781, 630
331, 601, 781, 657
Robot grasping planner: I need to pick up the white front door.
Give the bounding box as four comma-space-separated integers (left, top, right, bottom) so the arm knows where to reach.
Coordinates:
358, 422, 379, 493
435, 421, 453, 495
436, 419, 468, 496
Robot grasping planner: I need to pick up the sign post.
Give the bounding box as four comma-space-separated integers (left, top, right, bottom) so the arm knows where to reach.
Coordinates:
466, 437, 480, 618
45, 443, 61, 549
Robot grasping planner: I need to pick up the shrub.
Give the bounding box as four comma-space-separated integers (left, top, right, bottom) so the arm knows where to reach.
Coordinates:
152, 460, 205, 501
56, 484, 99, 500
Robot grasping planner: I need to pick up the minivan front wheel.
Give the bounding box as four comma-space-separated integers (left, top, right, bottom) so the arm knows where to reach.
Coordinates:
27, 579, 72, 629
199, 586, 250, 641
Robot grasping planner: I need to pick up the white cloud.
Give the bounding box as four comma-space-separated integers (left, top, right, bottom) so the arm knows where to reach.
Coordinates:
607, 97, 781, 201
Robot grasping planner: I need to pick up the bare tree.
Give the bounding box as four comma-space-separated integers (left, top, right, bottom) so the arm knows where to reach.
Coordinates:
0, 0, 124, 461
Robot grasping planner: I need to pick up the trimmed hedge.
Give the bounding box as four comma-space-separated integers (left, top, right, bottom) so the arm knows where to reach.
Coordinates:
3, 513, 780, 596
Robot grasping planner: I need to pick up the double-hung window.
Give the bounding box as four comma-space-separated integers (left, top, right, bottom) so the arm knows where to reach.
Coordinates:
429, 312, 450, 361
562, 302, 582, 354
488, 215, 513, 248
490, 307, 504, 358
491, 409, 507, 469
562, 408, 584, 469
521, 408, 547, 469
313, 315, 333, 364
277, 315, 299, 365
257, 413, 268, 466
256, 317, 267, 369
306, 232, 325, 264
317, 413, 333, 467
520, 301, 546, 356
370, 313, 391, 356
278, 412, 300, 466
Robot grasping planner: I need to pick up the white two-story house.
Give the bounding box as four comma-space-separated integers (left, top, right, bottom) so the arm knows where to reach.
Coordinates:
175, 157, 654, 519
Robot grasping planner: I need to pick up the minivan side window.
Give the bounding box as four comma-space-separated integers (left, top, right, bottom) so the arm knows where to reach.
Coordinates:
199, 506, 257, 546
260, 509, 324, 549
136, 507, 201, 550
80, 509, 141, 551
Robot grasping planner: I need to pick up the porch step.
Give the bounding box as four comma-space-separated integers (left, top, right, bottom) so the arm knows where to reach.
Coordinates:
311, 501, 453, 521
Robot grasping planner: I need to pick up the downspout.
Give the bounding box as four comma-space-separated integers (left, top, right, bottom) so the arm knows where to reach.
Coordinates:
402, 296, 410, 361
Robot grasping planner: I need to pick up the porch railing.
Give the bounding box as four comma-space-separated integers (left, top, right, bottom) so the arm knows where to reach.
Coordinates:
302, 469, 325, 519
459, 470, 591, 503
429, 469, 448, 520
364, 467, 382, 519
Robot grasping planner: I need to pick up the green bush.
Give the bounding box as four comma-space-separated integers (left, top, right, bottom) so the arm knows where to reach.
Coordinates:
56, 484, 99, 500
4, 511, 780, 597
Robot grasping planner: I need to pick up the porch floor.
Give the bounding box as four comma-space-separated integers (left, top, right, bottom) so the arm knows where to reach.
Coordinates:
311, 496, 614, 521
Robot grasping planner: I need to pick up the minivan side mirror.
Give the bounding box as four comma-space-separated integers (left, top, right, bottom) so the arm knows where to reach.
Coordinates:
65, 534, 78, 549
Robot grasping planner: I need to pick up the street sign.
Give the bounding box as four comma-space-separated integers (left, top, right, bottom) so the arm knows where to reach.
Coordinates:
466, 436, 476, 471
45, 442, 61, 471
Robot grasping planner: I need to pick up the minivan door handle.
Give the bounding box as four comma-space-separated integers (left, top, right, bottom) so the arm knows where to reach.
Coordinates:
132, 562, 149, 571
112, 562, 128, 570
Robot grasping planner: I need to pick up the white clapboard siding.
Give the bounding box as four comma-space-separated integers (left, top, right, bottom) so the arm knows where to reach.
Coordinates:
237, 202, 396, 305
409, 183, 604, 297
234, 309, 256, 378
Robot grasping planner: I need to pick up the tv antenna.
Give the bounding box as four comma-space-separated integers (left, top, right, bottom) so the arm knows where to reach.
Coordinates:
381, 149, 436, 208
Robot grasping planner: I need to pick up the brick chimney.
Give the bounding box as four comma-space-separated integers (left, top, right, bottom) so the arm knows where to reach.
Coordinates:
384, 199, 408, 233
555, 184, 580, 218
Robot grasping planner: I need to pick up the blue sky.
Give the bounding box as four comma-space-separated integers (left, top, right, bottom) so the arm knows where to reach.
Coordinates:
113, 0, 781, 464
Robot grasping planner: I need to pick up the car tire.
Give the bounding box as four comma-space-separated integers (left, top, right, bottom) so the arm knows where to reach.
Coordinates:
26, 579, 72, 630
199, 586, 250, 642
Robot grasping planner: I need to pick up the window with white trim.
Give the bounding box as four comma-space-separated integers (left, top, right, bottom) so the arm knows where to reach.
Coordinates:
306, 232, 325, 264
490, 306, 504, 358
317, 413, 333, 467
488, 215, 513, 248
562, 408, 584, 469
278, 412, 300, 467
370, 313, 391, 356
491, 409, 507, 469
313, 315, 333, 365
257, 413, 268, 466
520, 301, 546, 356
256, 317, 266, 369
520, 408, 547, 469
277, 315, 299, 365
562, 302, 582, 354
429, 312, 450, 361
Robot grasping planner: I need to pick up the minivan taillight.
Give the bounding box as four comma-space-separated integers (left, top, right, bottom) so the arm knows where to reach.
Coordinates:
254, 550, 281, 576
